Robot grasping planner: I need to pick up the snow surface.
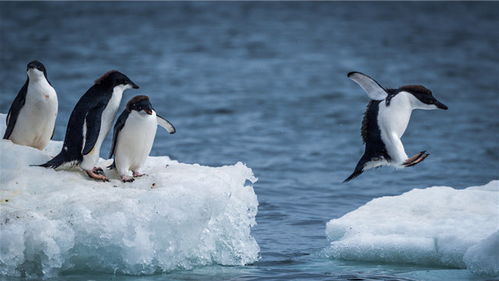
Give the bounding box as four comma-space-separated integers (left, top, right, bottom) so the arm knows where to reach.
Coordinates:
326, 180, 499, 276
0, 114, 259, 278
464, 231, 499, 276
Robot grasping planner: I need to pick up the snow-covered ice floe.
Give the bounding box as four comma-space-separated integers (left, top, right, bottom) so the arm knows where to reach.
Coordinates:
326, 180, 499, 276
0, 114, 259, 278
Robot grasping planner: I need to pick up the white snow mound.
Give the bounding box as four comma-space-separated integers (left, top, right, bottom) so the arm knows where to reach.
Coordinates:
325, 180, 499, 276
0, 114, 259, 278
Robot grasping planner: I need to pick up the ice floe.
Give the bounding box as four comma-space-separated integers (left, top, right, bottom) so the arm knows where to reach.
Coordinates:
0, 114, 259, 278
326, 180, 499, 276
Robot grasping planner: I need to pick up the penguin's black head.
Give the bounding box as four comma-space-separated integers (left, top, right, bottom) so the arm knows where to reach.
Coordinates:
127, 95, 154, 115
94, 70, 140, 90
399, 85, 448, 110
27, 60, 45, 72
26, 60, 48, 78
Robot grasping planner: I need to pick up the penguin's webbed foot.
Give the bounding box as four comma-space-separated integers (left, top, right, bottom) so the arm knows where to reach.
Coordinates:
403, 151, 430, 167
86, 169, 109, 182
121, 176, 135, 183
133, 171, 145, 177
93, 167, 105, 176
403, 151, 425, 165
406, 153, 429, 167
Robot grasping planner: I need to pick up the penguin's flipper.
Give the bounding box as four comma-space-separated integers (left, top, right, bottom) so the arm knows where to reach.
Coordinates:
3, 80, 28, 139
108, 110, 130, 159
347, 72, 387, 101
82, 104, 106, 156
157, 115, 176, 134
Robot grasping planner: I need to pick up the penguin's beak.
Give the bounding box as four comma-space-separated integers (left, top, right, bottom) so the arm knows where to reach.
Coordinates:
434, 100, 448, 110
144, 109, 153, 115
129, 80, 139, 89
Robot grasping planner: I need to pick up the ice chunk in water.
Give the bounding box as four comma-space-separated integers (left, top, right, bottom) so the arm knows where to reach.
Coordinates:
0, 114, 260, 278
326, 180, 499, 276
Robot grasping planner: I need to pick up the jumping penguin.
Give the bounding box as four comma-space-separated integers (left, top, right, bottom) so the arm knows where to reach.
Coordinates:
3, 60, 58, 150
344, 72, 448, 182
108, 95, 175, 182
39, 70, 139, 181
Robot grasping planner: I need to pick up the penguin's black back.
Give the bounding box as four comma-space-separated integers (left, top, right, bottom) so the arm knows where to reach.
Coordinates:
108, 109, 130, 159
65, 84, 112, 156
361, 100, 391, 161
3, 78, 29, 139
344, 100, 391, 182
39, 84, 112, 168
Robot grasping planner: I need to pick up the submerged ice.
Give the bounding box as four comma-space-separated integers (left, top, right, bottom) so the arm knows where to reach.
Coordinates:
326, 180, 499, 276
0, 114, 259, 278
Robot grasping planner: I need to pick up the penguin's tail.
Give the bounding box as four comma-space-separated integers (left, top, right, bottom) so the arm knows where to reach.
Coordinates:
343, 156, 367, 183
343, 168, 363, 183
33, 151, 70, 169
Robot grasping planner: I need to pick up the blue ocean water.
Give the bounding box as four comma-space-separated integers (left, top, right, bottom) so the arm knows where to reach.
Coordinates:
1, 2, 498, 281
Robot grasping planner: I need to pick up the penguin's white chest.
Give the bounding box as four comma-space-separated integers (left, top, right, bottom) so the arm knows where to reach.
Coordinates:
100, 89, 123, 137
9, 79, 58, 150
378, 94, 412, 138
89, 87, 124, 152
115, 111, 157, 174
80, 85, 127, 170
377, 93, 413, 163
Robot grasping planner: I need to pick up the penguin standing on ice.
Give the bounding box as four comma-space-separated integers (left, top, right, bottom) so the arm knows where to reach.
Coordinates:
344, 72, 448, 182
109, 95, 175, 182
39, 70, 139, 181
3, 60, 58, 150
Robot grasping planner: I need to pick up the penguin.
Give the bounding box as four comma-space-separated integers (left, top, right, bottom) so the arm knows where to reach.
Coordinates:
344, 72, 448, 182
108, 95, 175, 182
3, 60, 58, 150
38, 70, 139, 181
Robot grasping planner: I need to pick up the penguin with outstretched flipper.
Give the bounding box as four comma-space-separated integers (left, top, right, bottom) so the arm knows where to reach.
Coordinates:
344, 72, 448, 182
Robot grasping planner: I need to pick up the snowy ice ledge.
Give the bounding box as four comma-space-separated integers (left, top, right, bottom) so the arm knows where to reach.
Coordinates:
0, 114, 259, 278
326, 181, 499, 276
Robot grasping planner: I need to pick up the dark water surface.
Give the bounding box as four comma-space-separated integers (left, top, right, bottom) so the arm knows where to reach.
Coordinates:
1, 2, 498, 281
